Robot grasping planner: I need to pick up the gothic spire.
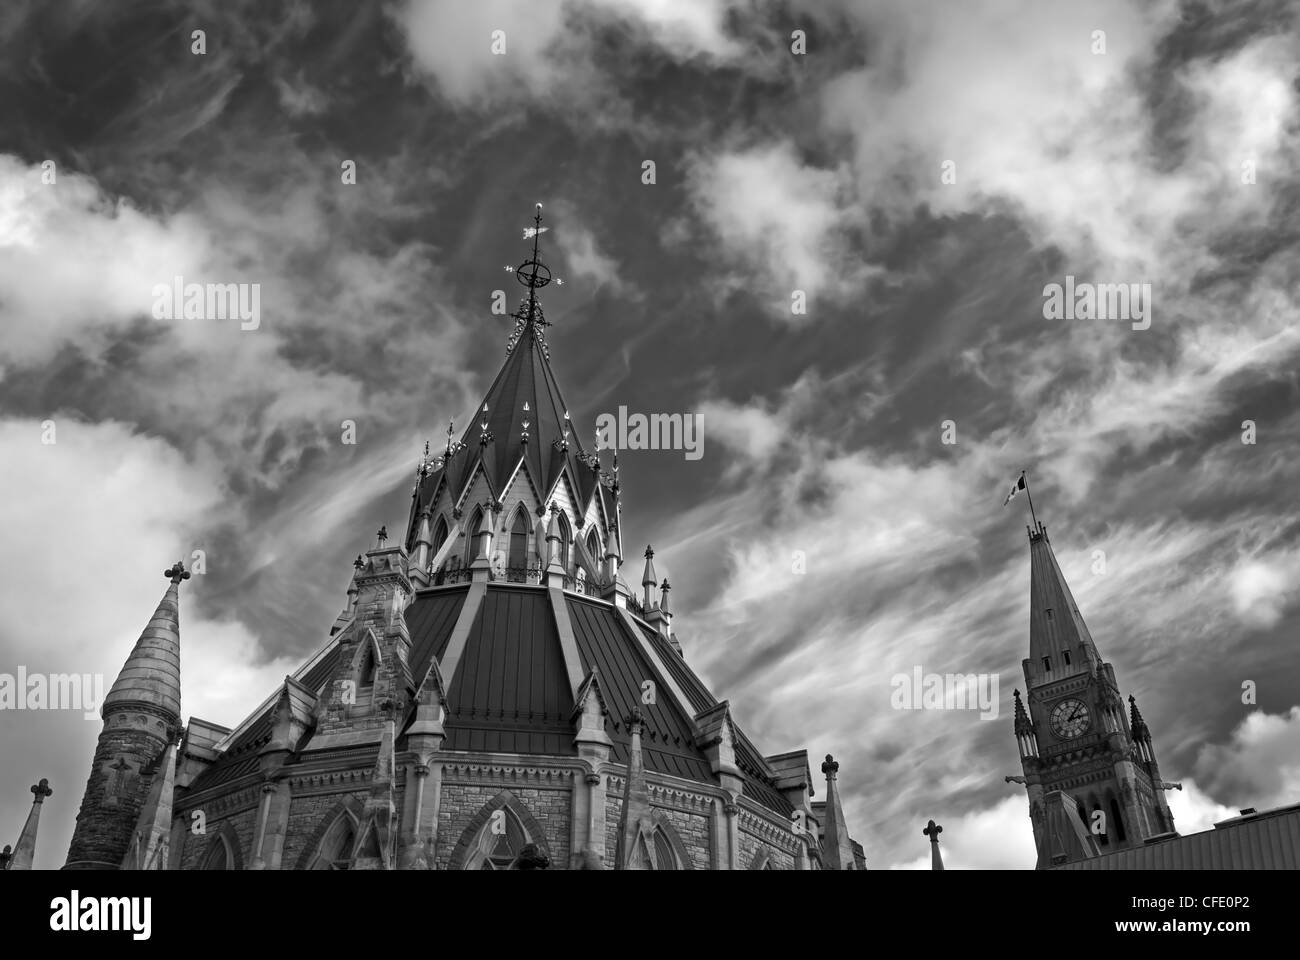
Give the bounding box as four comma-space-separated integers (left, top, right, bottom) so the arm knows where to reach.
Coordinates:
103, 561, 189, 721
405, 205, 598, 550
819, 754, 856, 869
7, 779, 52, 870
65, 563, 188, 869
1027, 523, 1100, 681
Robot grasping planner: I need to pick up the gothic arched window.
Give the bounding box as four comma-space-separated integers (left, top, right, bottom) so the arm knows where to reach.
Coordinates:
465, 506, 483, 565
468, 807, 529, 870
358, 643, 376, 689
307, 813, 356, 870
203, 835, 231, 870
1108, 795, 1128, 844
508, 508, 529, 574
585, 528, 600, 573
652, 828, 678, 870
556, 512, 572, 573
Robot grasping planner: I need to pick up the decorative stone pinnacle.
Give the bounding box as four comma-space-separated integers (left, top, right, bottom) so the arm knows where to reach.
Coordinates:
164, 561, 191, 583
354, 555, 365, 570
822, 754, 838, 776
625, 707, 644, 732
645, 545, 654, 559
31, 779, 52, 801
923, 819, 942, 840
376, 525, 389, 547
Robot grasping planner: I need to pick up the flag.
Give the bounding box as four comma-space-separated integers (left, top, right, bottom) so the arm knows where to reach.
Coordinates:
522, 226, 550, 240
1002, 473, 1026, 506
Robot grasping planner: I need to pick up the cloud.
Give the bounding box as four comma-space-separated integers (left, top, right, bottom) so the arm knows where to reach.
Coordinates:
891, 794, 1036, 869
274, 72, 330, 116
388, 0, 756, 114
683, 142, 869, 321
1193, 707, 1300, 811
0, 417, 294, 866
0, 156, 209, 367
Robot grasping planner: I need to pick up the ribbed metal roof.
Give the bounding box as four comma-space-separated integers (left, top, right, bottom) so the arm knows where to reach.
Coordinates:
637, 621, 794, 815
442, 586, 575, 755
567, 596, 715, 783
407, 586, 470, 674
405, 312, 599, 549
1054, 804, 1300, 869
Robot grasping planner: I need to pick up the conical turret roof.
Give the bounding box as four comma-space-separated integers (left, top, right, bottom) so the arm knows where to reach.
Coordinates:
103, 563, 188, 720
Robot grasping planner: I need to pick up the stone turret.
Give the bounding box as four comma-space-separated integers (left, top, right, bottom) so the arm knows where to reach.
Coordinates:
65, 562, 188, 870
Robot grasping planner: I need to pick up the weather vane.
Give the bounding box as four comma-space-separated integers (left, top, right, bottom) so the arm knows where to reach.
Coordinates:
504, 203, 562, 358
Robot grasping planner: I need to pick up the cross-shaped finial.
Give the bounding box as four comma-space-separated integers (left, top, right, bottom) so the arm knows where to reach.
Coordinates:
376, 525, 388, 547
923, 819, 942, 841
821, 754, 838, 776
164, 561, 190, 584
354, 555, 365, 570
31, 779, 52, 801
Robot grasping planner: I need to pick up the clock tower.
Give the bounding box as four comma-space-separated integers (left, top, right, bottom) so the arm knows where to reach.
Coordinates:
1011, 521, 1175, 868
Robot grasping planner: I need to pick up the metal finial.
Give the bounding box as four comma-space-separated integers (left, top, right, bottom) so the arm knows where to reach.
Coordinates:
164, 561, 191, 583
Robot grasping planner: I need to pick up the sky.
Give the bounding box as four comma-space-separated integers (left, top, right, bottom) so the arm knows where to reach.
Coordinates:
1, 0, 1299, 870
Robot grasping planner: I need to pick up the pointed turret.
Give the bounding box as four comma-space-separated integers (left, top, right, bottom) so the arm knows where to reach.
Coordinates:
819, 754, 857, 870
103, 564, 186, 718
66, 562, 188, 870
1027, 522, 1099, 682
641, 546, 658, 610
7, 779, 52, 870
404, 205, 598, 550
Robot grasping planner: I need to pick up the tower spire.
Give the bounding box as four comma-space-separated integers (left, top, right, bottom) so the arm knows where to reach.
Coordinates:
65, 563, 188, 870
6, 779, 53, 870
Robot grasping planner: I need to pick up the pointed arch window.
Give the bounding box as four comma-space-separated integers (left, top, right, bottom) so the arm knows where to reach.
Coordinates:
307, 813, 356, 870
1108, 795, 1128, 844
469, 807, 529, 870
556, 512, 572, 573
652, 828, 678, 870
465, 506, 483, 565
585, 528, 601, 575
358, 643, 377, 689
508, 508, 529, 576
203, 835, 232, 870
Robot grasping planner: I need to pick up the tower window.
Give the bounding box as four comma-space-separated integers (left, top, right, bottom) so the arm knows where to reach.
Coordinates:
1042, 656, 1051, 672
1063, 650, 1071, 666
1045, 608, 1054, 620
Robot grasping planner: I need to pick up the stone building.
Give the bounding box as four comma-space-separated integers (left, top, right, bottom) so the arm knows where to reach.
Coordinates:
42, 209, 864, 871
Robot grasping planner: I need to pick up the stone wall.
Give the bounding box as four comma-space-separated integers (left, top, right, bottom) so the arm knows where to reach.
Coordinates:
176, 803, 258, 870
435, 767, 572, 869
65, 709, 175, 868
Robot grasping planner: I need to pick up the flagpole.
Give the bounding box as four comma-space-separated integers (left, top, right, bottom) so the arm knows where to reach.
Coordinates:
1021, 470, 1038, 529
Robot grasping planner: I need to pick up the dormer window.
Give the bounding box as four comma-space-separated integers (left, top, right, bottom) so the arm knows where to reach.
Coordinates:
1042, 656, 1051, 673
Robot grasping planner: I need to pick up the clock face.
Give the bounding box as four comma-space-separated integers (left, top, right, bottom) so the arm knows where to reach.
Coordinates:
1050, 698, 1091, 739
